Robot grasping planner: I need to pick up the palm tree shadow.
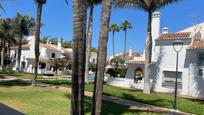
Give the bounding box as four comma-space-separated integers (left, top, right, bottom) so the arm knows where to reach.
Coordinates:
184, 51, 204, 98
64, 94, 161, 114
121, 93, 171, 108
0, 80, 30, 87
191, 68, 204, 98
151, 46, 165, 91
0, 103, 25, 115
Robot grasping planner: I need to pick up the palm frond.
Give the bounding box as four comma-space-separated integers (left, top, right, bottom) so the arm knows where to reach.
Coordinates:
153, 0, 181, 11
120, 20, 132, 30
113, 0, 149, 11
65, 0, 68, 5
114, 0, 181, 12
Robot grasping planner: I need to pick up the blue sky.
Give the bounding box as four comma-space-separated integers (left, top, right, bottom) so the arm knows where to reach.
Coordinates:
1, 0, 204, 56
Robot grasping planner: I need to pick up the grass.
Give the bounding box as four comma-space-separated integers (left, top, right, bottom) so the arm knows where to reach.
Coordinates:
38, 79, 204, 115
0, 80, 160, 115
0, 70, 43, 79
1, 71, 204, 114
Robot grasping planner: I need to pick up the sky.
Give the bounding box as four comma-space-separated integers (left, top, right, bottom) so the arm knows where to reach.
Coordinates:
1, 0, 204, 56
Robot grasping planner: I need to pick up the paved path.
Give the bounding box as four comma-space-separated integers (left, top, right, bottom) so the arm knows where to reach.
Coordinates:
0, 75, 192, 115
0, 103, 24, 115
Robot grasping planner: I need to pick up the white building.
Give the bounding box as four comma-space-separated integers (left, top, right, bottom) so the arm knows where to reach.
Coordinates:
107, 12, 204, 99
10, 36, 97, 74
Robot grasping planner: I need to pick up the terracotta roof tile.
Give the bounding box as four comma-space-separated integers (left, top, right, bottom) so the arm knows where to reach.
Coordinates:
127, 60, 155, 64
157, 32, 191, 40
41, 44, 61, 51
90, 52, 97, 56
117, 52, 143, 58
189, 39, 204, 50
11, 44, 30, 49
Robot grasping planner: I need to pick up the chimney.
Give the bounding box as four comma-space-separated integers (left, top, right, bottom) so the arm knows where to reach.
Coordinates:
129, 48, 132, 57
162, 27, 169, 34
57, 38, 62, 50
151, 12, 160, 62
151, 12, 160, 39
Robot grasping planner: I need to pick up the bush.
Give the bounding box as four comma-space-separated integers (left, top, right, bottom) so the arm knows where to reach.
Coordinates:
106, 67, 127, 78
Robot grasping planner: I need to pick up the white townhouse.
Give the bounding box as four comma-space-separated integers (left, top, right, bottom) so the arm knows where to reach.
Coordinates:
107, 12, 204, 99
10, 36, 97, 74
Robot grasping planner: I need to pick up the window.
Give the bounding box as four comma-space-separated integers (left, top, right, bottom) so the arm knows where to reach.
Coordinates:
51, 53, 55, 58
92, 58, 95, 63
197, 53, 204, 66
134, 67, 143, 83
14, 50, 17, 58
162, 71, 182, 89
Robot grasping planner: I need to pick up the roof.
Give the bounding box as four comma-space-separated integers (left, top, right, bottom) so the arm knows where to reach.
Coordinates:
41, 44, 61, 52
90, 52, 97, 56
189, 39, 204, 50
127, 60, 155, 64
11, 44, 30, 49
117, 52, 142, 58
157, 32, 191, 40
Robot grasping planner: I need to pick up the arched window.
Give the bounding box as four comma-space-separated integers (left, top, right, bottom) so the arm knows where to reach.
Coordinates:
134, 67, 143, 83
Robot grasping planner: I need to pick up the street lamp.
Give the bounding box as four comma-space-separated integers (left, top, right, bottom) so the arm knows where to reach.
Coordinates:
172, 41, 183, 110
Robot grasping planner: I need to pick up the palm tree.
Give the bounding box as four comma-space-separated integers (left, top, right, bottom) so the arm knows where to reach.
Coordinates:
85, 0, 102, 83
62, 40, 72, 48
71, 0, 87, 114
120, 20, 132, 60
91, 0, 112, 114
109, 23, 120, 58
0, 19, 15, 69
114, 0, 181, 94
13, 12, 35, 72
31, 0, 46, 87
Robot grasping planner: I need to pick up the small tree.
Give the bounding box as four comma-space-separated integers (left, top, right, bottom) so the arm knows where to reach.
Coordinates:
109, 23, 120, 57
62, 40, 72, 48
49, 37, 58, 45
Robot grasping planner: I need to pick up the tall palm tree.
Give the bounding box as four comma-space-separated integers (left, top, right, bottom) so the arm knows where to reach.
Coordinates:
85, 0, 102, 83
120, 20, 132, 60
0, 19, 15, 69
114, 0, 181, 94
13, 12, 35, 72
71, 0, 87, 114
91, 0, 112, 114
109, 23, 120, 58
31, 0, 46, 87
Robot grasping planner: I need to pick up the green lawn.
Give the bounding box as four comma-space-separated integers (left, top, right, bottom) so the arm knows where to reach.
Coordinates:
1, 71, 204, 115
38, 79, 204, 115
0, 70, 43, 79
0, 80, 160, 115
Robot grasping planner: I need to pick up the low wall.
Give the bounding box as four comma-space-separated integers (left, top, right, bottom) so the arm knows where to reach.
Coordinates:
107, 77, 143, 89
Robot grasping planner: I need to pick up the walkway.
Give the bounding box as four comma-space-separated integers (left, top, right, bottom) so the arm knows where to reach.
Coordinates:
0, 75, 192, 115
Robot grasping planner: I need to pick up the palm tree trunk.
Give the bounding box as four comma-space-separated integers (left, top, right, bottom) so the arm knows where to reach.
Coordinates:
91, 0, 111, 114
32, 3, 43, 87
123, 29, 127, 60
143, 12, 152, 94
17, 33, 23, 71
71, 0, 86, 114
1, 39, 5, 69
85, 6, 93, 84
112, 31, 115, 58
8, 43, 11, 59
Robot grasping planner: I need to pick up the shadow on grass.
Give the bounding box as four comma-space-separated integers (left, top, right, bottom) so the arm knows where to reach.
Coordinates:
184, 98, 204, 104
117, 93, 171, 109
39, 80, 71, 87
0, 103, 25, 115
64, 94, 159, 114
0, 80, 30, 87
